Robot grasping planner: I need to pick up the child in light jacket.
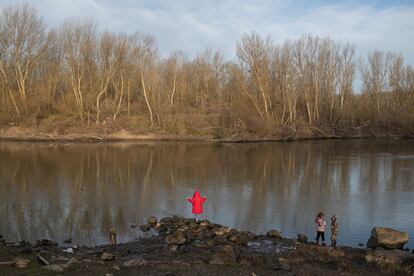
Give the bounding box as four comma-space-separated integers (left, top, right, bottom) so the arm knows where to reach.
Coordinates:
315, 212, 326, 246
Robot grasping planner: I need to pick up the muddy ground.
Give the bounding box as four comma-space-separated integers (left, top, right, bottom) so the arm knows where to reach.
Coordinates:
0, 216, 413, 276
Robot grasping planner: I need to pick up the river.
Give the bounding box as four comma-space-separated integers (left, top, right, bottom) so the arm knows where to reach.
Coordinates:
0, 139, 413, 248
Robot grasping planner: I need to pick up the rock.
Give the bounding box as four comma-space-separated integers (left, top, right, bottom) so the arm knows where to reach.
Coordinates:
166, 230, 186, 245
235, 231, 254, 245
63, 238, 72, 244
37, 254, 50, 266
160, 217, 174, 224
13, 257, 30, 268
195, 231, 204, 240
209, 245, 238, 265
213, 235, 228, 244
228, 234, 238, 243
35, 239, 58, 247
365, 248, 412, 265
101, 252, 116, 261
367, 227, 408, 249
112, 264, 121, 270
148, 216, 158, 227
86, 248, 104, 255
184, 218, 196, 224
154, 223, 162, 230
206, 238, 217, 248
44, 264, 64, 272
189, 222, 199, 229
123, 258, 148, 267
54, 256, 70, 262
193, 240, 209, 248
130, 224, 137, 228
214, 226, 231, 236
266, 229, 282, 239
297, 234, 308, 243
139, 224, 151, 232
273, 263, 292, 271
82, 259, 92, 263
18, 246, 33, 254
204, 230, 214, 239
199, 220, 211, 228
184, 230, 194, 241
172, 215, 185, 225
167, 244, 180, 251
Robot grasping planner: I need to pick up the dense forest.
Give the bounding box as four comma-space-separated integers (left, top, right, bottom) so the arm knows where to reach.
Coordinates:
1, 4, 413, 139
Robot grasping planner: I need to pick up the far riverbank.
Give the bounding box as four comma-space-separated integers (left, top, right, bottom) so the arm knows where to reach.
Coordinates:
1, 126, 412, 143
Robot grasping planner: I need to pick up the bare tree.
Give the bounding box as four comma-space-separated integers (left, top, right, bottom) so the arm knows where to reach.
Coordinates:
61, 19, 96, 121
130, 33, 158, 127
237, 32, 273, 121
0, 4, 47, 116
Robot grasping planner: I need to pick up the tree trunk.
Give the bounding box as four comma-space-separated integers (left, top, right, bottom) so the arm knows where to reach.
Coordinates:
141, 73, 154, 127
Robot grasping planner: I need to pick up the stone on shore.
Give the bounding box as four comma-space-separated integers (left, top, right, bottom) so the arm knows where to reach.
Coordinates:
297, 234, 308, 243
148, 216, 158, 227
365, 248, 413, 265
101, 252, 116, 261
166, 230, 186, 245
63, 238, 72, 244
266, 230, 282, 239
13, 257, 30, 268
367, 227, 408, 249
209, 245, 238, 265
214, 226, 231, 236
139, 224, 151, 232
35, 239, 57, 247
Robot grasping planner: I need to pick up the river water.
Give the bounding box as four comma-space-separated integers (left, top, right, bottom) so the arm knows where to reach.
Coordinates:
0, 140, 413, 248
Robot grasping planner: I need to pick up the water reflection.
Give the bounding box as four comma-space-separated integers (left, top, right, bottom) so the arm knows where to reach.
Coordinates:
0, 140, 413, 247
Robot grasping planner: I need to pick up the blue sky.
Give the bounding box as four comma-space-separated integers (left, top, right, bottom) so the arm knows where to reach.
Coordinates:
1, 0, 414, 64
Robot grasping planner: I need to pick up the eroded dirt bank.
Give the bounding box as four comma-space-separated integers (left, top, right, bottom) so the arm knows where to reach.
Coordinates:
1, 125, 412, 143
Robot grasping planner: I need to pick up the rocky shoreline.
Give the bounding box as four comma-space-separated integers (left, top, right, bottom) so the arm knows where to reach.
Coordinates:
0, 215, 413, 275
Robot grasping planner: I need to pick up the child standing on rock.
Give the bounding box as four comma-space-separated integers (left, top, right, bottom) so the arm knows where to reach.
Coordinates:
315, 212, 326, 246
187, 190, 206, 222
330, 215, 339, 248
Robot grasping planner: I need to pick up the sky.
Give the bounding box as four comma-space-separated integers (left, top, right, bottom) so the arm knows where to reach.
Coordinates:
1, 0, 414, 64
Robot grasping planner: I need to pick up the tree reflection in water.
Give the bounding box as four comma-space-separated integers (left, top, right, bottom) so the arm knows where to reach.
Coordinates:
0, 140, 413, 247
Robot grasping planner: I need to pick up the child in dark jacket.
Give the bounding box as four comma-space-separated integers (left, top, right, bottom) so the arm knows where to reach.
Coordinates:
315, 212, 326, 246
330, 215, 339, 247
187, 190, 206, 222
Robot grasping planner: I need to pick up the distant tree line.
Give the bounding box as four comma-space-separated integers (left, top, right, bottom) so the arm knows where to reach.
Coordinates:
1, 4, 413, 138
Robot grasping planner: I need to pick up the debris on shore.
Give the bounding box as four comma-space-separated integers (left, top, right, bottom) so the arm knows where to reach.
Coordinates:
0, 216, 413, 275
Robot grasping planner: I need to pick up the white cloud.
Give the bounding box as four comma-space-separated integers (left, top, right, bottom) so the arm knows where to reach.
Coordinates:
1, 0, 414, 64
